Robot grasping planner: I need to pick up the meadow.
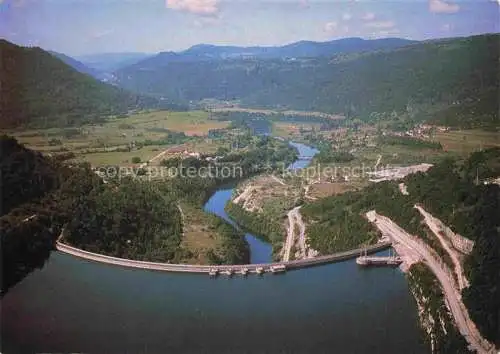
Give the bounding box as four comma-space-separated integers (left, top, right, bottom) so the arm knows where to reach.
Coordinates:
7, 110, 229, 166
433, 129, 500, 154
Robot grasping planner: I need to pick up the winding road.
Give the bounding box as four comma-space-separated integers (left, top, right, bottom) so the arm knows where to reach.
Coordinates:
415, 205, 469, 290
282, 206, 308, 261
367, 211, 496, 354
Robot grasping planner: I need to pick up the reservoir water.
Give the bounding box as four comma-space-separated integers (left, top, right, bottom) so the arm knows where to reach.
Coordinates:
0, 140, 428, 353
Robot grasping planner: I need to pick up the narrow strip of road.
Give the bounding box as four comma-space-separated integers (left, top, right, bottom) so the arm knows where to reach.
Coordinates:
282, 207, 297, 262
415, 205, 469, 290
293, 207, 307, 259
367, 211, 496, 354
56, 240, 391, 273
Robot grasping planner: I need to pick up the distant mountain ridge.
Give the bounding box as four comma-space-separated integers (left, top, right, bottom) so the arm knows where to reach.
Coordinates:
76, 52, 153, 72
114, 34, 499, 129
129, 37, 416, 69
49, 51, 113, 81
183, 37, 417, 58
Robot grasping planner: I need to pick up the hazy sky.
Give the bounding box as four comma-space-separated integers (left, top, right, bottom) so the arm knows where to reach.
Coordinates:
0, 0, 498, 56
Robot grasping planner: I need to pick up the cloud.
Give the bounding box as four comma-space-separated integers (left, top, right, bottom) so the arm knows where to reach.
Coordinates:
342, 13, 352, 21
365, 21, 395, 29
166, 0, 219, 16
323, 21, 339, 34
361, 12, 375, 21
429, 0, 460, 14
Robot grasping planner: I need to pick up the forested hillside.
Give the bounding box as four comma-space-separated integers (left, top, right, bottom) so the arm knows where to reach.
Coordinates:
116, 34, 499, 128
302, 148, 500, 346
0, 136, 73, 294
127, 37, 414, 66
1, 133, 297, 294
0, 135, 64, 216
0, 40, 161, 128
49, 51, 109, 81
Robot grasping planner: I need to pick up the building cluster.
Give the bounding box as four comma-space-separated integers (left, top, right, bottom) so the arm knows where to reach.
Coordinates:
389, 124, 450, 140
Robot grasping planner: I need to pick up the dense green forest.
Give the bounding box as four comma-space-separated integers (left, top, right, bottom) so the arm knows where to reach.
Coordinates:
301, 183, 389, 253
0, 136, 84, 294
64, 179, 183, 262
116, 34, 499, 129
404, 149, 500, 346
1, 134, 297, 294
225, 202, 286, 258
1, 135, 64, 216
0, 40, 180, 128
301, 147, 500, 345
204, 216, 250, 265
64, 167, 251, 265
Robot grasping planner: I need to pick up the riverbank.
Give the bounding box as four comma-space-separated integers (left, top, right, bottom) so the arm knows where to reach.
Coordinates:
223, 141, 319, 261
56, 239, 391, 274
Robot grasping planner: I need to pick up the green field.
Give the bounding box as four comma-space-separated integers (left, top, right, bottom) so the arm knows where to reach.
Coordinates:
7, 110, 229, 166
271, 121, 323, 138
433, 130, 500, 154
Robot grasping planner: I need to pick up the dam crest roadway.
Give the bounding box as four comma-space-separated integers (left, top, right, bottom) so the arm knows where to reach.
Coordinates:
56, 240, 391, 276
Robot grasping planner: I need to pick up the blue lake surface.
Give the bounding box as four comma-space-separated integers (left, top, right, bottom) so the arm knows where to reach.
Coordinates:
0, 139, 428, 353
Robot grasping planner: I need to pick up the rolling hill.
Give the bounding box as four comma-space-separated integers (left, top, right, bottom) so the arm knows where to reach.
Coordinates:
115, 34, 499, 128
133, 37, 416, 67
0, 40, 163, 128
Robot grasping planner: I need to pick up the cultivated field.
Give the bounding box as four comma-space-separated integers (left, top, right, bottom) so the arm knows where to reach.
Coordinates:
178, 203, 219, 265
111, 110, 229, 136
271, 122, 323, 138
7, 110, 229, 166
433, 129, 500, 154
211, 106, 344, 120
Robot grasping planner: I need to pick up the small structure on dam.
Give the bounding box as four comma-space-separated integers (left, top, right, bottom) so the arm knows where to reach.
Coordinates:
269, 265, 286, 273
209, 265, 286, 277
356, 249, 402, 267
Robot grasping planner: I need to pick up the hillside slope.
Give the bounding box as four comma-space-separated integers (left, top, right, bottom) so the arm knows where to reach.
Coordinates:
116, 34, 499, 128
0, 40, 158, 128
49, 51, 112, 81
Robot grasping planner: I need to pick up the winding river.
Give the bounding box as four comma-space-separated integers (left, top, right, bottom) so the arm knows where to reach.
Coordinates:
0, 140, 428, 353
204, 142, 319, 264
